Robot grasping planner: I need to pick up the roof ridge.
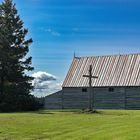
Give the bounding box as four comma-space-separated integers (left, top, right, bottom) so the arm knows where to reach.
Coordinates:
74, 52, 140, 58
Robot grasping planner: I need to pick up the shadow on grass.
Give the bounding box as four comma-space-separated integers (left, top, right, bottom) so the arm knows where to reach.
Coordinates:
33, 109, 81, 115
33, 109, 128, 116
54, 109, 80, 112
0, 109, 79, 114
33, 110, 54, 114
36, 112, 54, 114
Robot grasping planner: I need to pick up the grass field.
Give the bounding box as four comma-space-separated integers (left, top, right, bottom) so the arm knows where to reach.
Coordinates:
0, 110, 140, 140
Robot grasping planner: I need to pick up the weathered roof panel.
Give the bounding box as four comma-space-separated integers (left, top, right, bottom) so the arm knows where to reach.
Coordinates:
62, 53, 140, 87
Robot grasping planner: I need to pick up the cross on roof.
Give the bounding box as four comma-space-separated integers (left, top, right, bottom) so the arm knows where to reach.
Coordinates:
83, 65, 98, 110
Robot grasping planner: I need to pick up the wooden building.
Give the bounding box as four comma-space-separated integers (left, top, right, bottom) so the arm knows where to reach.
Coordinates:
45, 53, 140, 109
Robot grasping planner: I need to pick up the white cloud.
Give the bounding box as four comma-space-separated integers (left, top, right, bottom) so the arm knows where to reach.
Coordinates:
31, 71, 62, 97
39, 27, 61, 37
45, 28, 61, 37
32, 71, 56, 81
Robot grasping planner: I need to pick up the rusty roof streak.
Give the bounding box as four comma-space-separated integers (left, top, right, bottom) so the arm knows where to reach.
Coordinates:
133, 55, 140, 85
62, 53, 140, 87
117, 55, 127, 86
69, 58, 80, 87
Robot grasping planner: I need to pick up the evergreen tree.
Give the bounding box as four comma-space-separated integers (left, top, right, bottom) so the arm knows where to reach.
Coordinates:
0, 0, 40, 111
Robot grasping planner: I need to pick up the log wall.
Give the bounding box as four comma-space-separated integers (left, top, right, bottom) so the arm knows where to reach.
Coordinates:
44, 90, 62, 109
44, 87, 140, 109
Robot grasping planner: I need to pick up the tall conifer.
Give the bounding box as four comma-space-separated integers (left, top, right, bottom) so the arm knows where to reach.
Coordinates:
0, 0, 39, 111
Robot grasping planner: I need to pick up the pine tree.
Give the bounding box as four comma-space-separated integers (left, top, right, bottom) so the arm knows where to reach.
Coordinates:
0, 0, 40, 111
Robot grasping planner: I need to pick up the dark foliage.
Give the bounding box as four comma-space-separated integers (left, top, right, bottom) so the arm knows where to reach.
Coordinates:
0, 0, 41, 112
0, 93, 42, 112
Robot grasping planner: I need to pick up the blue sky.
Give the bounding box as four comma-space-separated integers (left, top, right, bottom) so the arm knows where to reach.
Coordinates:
1, 0, 140, 96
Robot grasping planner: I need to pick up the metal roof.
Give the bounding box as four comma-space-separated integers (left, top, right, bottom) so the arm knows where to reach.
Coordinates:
62, 53, 140, 87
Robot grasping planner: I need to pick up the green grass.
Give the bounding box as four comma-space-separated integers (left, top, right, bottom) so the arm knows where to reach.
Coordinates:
0, 110, 140, 140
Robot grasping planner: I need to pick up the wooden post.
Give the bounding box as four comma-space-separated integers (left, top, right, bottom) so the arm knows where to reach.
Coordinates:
83, 65, 98, 110
62, 90, 64, 109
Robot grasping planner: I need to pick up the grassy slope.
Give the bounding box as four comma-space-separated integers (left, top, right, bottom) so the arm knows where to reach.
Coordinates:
0, 110, 140, 140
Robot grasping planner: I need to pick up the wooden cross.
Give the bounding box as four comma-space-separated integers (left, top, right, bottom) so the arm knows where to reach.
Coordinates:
83, 65, 98, 110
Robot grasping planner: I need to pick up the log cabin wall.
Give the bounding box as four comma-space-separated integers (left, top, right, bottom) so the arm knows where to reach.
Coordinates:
45, 87, 140, 109
44, 90, 62, 109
